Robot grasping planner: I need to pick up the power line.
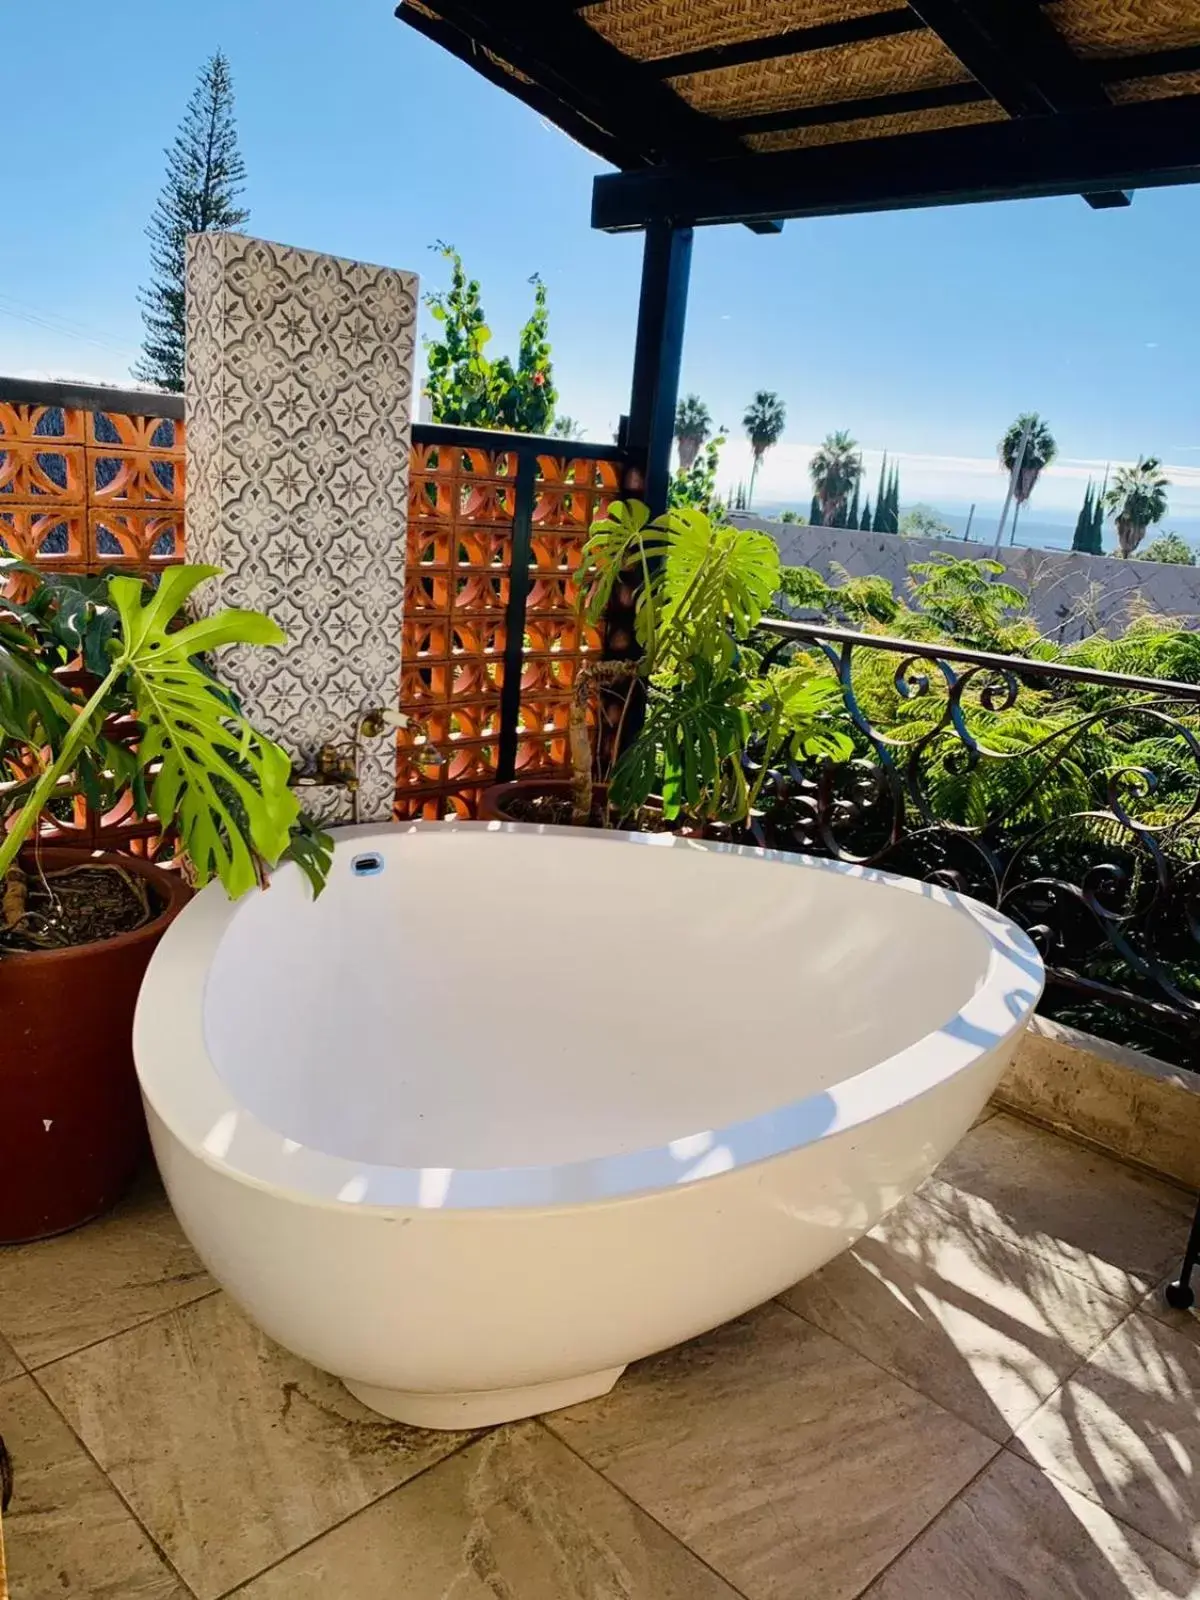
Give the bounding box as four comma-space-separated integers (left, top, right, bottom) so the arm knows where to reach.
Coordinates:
0, 292, 137, 359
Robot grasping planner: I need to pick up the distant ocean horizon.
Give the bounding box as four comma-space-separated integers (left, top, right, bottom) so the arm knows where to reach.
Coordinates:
749, 500, 1200, 557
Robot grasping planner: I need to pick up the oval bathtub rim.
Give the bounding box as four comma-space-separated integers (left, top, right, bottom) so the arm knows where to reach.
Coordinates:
133, 821, 1045, 1214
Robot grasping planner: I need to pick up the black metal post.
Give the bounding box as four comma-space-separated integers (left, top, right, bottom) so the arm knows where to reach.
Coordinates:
496, 448, 538, 782
1167, 1198, 1200, 1310
625, 222, 693, 514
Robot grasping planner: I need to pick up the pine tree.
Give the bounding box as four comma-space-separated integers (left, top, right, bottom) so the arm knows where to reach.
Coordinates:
860, 497, 873, 531
809, 493, 822, 525
872, 454, 889, 532
135, 52, 249, 392
1072, 482, 1096, 554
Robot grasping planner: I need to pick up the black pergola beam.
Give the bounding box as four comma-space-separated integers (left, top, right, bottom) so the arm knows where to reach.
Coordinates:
591, 94, 1200, 230
904, 0, 1128, 207
906, 0, 1109, 117
722, 44, 1200, 139
398, 4, 642, 169
397, 1, 744, 165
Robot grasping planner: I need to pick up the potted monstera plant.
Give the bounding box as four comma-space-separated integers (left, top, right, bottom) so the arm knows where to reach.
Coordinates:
0, 562, 329, 1242
481, 501, 849, 830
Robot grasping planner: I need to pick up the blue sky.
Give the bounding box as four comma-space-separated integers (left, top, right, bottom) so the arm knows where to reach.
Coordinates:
7, 0, 1200, 522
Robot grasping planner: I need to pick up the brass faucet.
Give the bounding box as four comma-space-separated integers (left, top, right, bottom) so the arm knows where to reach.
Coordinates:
291, 709, 445, 824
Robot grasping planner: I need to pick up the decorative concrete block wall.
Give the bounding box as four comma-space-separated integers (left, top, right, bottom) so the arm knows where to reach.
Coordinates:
185, 232, 417, 822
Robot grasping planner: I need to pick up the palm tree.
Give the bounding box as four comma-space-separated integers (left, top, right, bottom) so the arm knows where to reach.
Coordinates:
550, 414, 584, 440
1105, 457, 1170, 557
999, 413, 1058, 541
674, 394, 712, 472
808, 431, 862, 526
743, 391, 786, 505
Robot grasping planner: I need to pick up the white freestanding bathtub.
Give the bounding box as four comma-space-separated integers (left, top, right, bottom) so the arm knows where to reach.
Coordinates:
135, 821, 1043, 1428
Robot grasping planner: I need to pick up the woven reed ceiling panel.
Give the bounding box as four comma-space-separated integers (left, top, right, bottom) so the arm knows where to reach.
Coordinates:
1048, 0, 1200, 58
571, 0, 1200, 150
745, 99, 1005, 153
669, 32, 970, 117
583, 0, 908, 61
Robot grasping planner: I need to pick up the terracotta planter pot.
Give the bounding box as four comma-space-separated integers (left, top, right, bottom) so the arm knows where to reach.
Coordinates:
478, 780, 698, 835
0, 850, 190, 1243
478, 779, 587, 823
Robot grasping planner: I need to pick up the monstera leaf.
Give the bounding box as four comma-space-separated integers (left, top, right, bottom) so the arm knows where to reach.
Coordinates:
0, 615, 76, 749
612, 658, 751, 822
655, 507, 781, 652
577, 498, 666, 635
106, 566, 301, 898
0, 564, 327, 901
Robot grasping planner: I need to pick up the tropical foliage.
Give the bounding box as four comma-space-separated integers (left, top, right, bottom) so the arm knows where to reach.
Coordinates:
1105, 458, 1170, 558
809, 431, 861, 527
423, 243, 557, 433
575, 502, 848, 826
0, 564, 331, 931
1141, 531, 1196, 566
742, 392, 787, 506
674, 394, 713, 472
899, 504, 951, 539
669, 432, 725, 517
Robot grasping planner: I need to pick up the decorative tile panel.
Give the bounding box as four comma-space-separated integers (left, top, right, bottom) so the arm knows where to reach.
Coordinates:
185, 233, 417, 824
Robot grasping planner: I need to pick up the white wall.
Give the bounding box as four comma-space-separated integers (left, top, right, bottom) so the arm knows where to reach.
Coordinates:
733, 515, 1200, 639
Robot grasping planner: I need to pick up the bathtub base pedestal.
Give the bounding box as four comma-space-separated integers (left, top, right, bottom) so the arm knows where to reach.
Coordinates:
342, 1366, 626, 1429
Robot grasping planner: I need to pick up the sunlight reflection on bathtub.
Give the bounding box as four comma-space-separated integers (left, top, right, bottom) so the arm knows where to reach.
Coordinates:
202, 1110, 239, 1159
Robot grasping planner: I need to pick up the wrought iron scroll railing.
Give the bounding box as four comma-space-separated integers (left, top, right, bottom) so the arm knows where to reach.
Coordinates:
756, 618, 1200, 1067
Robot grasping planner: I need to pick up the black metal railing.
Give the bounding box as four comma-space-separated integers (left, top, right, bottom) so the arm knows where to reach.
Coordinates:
756, 618, 1200, 1066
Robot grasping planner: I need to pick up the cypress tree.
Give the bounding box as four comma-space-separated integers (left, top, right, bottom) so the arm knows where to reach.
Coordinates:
1092, 467, 1109, 553
135, 51, 250, 392
860, 497, 873, 531
809, 493, 822, 525
885, 465, 900, 534
847, 478, 861, 530
872, 454, 889, 532
1072, 482, 1095, 553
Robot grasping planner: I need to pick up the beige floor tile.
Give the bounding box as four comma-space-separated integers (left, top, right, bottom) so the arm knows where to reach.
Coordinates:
783, 1190, 1129, 1443
925, 1113, 1192, 1305
37, 1292, 472, 1600
546, 1301, 996, 1600
0, 1332, 23, 1383
864, 1449, 1200, 1599
0, 1167, 214, 1368
0, 1374, 186, 1599
234, 1422, 740, 1599
1014, 1311, 1200, 1568
1142, 1278, 1200, 1346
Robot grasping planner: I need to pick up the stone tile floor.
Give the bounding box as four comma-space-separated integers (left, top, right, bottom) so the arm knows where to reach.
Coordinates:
2, 1109, 1200, 1598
